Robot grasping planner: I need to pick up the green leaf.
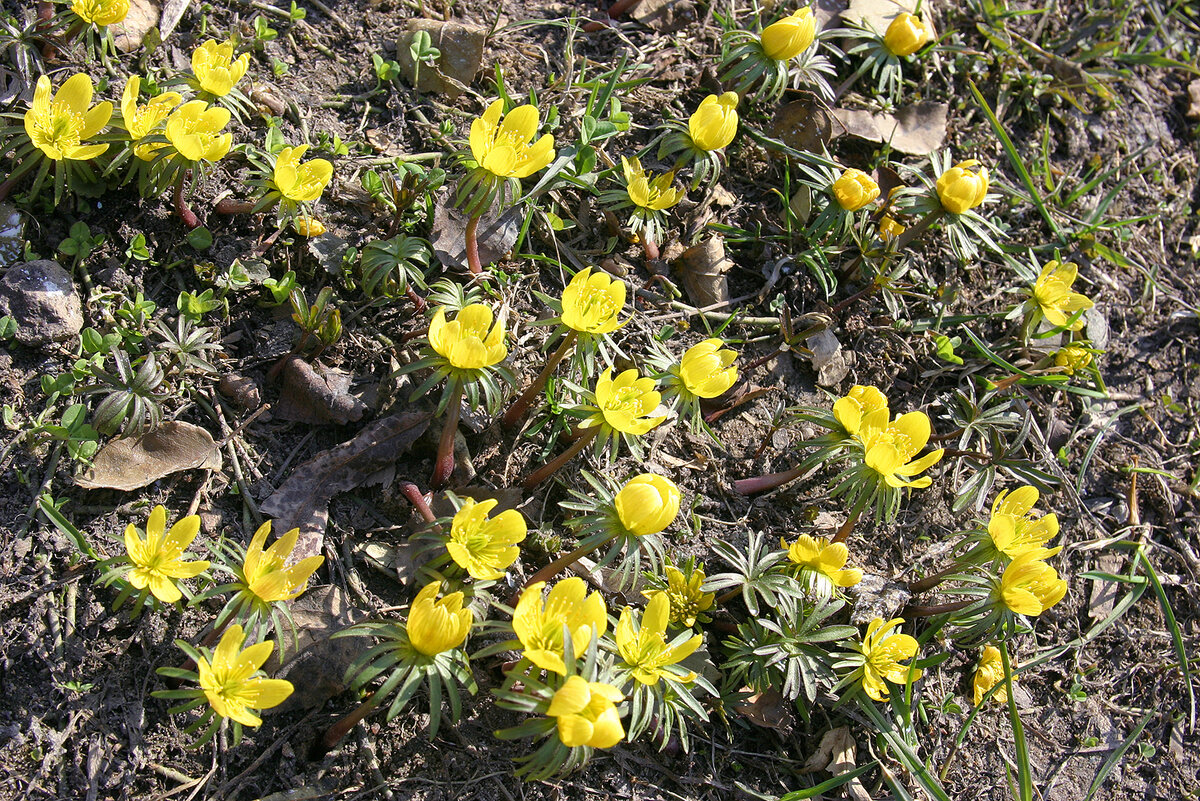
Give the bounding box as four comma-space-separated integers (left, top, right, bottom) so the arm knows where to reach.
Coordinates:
186, 226, 213, 251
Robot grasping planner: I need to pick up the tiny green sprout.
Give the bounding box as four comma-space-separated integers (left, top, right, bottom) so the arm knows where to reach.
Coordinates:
359, 234, 431, 308
372, 53, 404, 88
252, 15, 278, 48
261, 270, 297, 306
289, 287, 343, 356
935, 334, 964, 365
408, 29, 441, 88
178, 288, 221, 322
0, 316, 17, 341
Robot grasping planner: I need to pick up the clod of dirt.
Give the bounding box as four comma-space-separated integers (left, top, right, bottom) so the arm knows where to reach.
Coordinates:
845, 572, 911, 625
397, 20, 487, 99
807, 327, 851, 387
832, 102, 948, 155
110, 0, 159, 52
265, 585, 370, 713
0, 260, 83, 346
734, 688, 795, 734
678, 236, 732, 308
1187, 80, 1200, 119
76, 421, 222, 491
771, 95, 835, 155
217, 373, 261, 411
630, 0, 697, 33
275, 356, 368, 426
431, 196, 523, 273
0, 203, 24, 267
260, 412, 432, 564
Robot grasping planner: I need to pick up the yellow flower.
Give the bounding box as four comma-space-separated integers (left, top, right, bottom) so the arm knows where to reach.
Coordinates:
883, 12, 933, 57
192, 40, 250, 97
936, 159, 989, 215
513, 578, 607, 675
294, 217, 326, 237
407, 580, 473, 656
645, 566, 714, 628
987, 486, 1058, 559
679, 338, 738, 399
761, 7, 816, 60
197, 625, 294, 726
616, 593, 702, 685
241, 521, 324, 603
446, 497, 527, 580
1032, 261, 1093, 330
832, 384, 889, 436
782, 534, 862, 590
614, 474, 681, 537
1055, 344, 1093, 375
165, 101, 232, 163
24, 74, 112, 162
858, 409, 944, 489
589, 368, 666, 436
469, 99, 556, 179
72, 0, 129, 26
879, 215, 905, 239
273, 145, 333, 203
688, 92, 740, 152
999, 547, 1067, 616
121, 77, 182, 161
972, 645, 1009, 706
428, 304, 508, 370
560, 267, 626, 335
860, 617, 922, 702
622, 156, 683, 211
547, 675, 625, 748
832, 168, 880, 212
124, 506, 210, 603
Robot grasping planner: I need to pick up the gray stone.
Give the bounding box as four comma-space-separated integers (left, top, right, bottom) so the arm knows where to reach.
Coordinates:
397, 20, 486, 99
0, 260, 83, 346
0, 204, 23, 267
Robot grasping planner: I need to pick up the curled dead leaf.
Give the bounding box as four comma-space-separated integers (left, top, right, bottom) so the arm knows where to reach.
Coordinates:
734, 688, 795, 734
76, 421, 221, 491
832, 102, 948, 155
275, 356, 368, 426
678, 236, 732, 308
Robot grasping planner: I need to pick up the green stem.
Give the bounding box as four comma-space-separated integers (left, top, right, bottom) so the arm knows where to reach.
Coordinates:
430, 383, 464, 489
521, 427, 599, 491
501, 331, 577, 428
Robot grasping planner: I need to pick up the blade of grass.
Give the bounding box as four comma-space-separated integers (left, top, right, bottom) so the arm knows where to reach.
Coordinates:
1136, 546, 1196, 731
776, 762, 879, 800
999, 642, 1033, 801
859, 700, 952, 801
1083, 709, 1153, 800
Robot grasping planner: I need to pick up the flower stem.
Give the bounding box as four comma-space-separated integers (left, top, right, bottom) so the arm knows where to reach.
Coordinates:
519, 532, 616, 593
906, 562, 965, 595
464, 214, 483, 275
430, 382, 464, 490
501, 331, 578, 428
521, 427, 599, 491
830, 505, 862, 545
904, 598, 978, 617
398, 480, 437, 525
641, 236, 659, 261
174, 172, 201, 230
315, 694, 382, 755
891, 208, 944, 252
732, 465, 805, 495
214, 198, 256, 215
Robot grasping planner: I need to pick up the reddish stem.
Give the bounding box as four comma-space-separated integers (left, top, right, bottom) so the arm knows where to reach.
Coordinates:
732, 465, 805, 496
464, 214, 483, 275
904, 598, 978, 618
642, 236, 659, 261
398, 481, 437, 525
430, 383, 464, 490
829, 507, 862, 545
906, 562, 965, 595
315, 694, 381, 756
513, 532, 616, 603
214, 198, 256, 215
501, 331, 577, 428
521, 427, 599, 491
174, 173, 201, 230
405, 286, 426, 314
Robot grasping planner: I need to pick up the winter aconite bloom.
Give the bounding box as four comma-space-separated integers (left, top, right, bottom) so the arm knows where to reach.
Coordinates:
294, 217, 326, 237
936, 160, 989, 215
587, 368, 667, 436
272, 145, 333, 203
121, 77, 182, 160
832, 168, 880, 211
165, 101, 232, 163
470, 99, 556, 180
646, 566, 714, 628
832, 385, 889, 437
513, 578, 607, 675
72, 0, 129, 26
1032, 260, 1093, 330
859, 617, 922, 702
428, 304, 508, 370
1055, 344, 1093, 375
987, 486, 1059, 559
124, 506, 210, 603
679, 339, 738, 399
197, 625, 294, 726
879, 215, 905, 239
883, 12, 933, 57
761, 7, 816, 60
973, 645, 1009, 706
622, 156, 683, 211
241, 521, 324, 603
999, 547, 1068, 616
616, 593, 702, 685
446, 498, 527, 580
24, 74, 112, 162
561, 267, 626, 335
783, 534, 862, 593
857, 409, 944, 488
192, 40, 251, 97
614, 474, 681, 537
547, 675, 625, 748
407, 581, 473, 656
688, 92, 740, 152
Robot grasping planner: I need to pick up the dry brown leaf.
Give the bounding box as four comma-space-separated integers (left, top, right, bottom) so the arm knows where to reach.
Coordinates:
843, 0, 918, 33
734, 688, 795, 734
808, 328, 850, 386
158, 0, 190, 40
431, 195, 523, 272
217, 373, 260, 410
275, 356, 368, 426
76, 421, 221, 491
1088, 552, 1124, 619
630, 0, 697, 32
771, 94, 835, 155
260, 412, 431, 564
678, 236, 732, 308
832, 102, 948, 155
110, 0, 159, 52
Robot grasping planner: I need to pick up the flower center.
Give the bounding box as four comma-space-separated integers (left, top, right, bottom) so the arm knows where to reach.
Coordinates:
605, 386, 648, 414
37, 105, 85, 151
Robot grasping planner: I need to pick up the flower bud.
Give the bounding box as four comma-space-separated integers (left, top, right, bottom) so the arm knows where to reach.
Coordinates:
760, 8, 816, 61
614, 474, 681, 537
679, 338, 738, 398
688, 93, 740, 152
407, 581, 472, 656
883, 12, 933, 57
831, 168, 880, 211
935, 160, 989, 215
